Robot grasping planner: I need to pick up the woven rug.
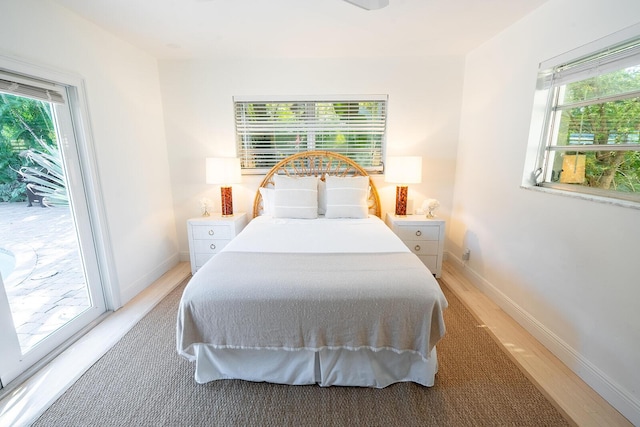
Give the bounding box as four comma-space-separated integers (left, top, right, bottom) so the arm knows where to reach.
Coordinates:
34, 278, 569, 426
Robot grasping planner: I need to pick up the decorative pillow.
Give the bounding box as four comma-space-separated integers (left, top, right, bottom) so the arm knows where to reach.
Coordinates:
259, 187, 275, 215
273, 175, 318, 219
324, 175, 369, 219
317, 179, 327, 215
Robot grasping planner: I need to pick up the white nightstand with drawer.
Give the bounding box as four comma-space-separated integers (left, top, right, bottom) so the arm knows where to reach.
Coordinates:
187, 213, 248, 274
385, 213, 445, 278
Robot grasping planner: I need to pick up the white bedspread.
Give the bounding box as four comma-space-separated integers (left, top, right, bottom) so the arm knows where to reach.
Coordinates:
222, 215, 411, 254
177, 216, 448, 384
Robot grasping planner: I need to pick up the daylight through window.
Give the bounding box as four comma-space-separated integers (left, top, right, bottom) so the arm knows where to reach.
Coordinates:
234, 95, 387, 173
533, 37, 640, 203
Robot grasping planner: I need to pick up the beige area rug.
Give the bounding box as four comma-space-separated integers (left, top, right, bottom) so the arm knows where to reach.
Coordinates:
34, 278, 569, 426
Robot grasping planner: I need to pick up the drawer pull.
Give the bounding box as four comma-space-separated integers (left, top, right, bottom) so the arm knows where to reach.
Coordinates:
414, 245, 421, 252
415, 230, 422, 237
208, 229, 215, 236
210, 243, 216, 250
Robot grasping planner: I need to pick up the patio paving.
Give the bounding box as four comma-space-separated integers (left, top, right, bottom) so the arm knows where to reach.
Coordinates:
0, 202, 89, 353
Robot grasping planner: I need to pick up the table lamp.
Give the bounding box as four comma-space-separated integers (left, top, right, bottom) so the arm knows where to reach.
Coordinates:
206, 157, 241, 216
384, 156, 422, 216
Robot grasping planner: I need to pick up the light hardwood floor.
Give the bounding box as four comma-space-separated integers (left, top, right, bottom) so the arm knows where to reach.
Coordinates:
441, 262, 632, 427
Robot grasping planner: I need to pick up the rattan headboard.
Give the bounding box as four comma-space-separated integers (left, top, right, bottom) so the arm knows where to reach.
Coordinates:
252, 151, 381, 218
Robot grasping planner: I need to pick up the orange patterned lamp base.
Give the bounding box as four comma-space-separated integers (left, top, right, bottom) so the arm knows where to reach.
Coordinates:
220, 186, 234, 217
395, 185, 408, 216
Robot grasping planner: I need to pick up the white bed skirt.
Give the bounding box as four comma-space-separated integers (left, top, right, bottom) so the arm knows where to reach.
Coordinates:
190, 346, 439, 388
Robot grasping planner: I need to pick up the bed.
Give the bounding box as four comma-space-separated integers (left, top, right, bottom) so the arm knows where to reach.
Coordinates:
177, 151, 448, 388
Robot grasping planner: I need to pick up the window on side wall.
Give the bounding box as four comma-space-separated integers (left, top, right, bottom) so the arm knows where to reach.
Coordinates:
529, 36, 640, 205
233, 95, 387, 174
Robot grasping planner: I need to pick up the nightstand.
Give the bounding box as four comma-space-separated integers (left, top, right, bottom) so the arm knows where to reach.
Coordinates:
385, 213, 445, 278
187, 213, 248, 274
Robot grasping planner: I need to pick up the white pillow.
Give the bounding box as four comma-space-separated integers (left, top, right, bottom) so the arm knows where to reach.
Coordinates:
259, 187, 275, 215
324, 175, 369, 219
273, 175, 318, 219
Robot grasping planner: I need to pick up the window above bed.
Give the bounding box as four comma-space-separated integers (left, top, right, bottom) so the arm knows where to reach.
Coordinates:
234, 95, 387, 174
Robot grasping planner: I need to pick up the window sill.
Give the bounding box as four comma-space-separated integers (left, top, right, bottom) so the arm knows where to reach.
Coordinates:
520, 184, 640, 211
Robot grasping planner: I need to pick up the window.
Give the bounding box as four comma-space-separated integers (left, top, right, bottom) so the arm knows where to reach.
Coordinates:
531, 36, 640, 204
0, 65, 108, 383
234, 95, 387, 173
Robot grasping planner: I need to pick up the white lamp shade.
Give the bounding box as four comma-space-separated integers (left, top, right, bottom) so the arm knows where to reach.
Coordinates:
206, 157, 241, 185
384, 156, 422, 184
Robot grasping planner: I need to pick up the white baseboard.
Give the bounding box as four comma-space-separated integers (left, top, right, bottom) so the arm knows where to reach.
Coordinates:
179, 250, 190, 263
118, 253, 180, 307
445, 252, 640, 426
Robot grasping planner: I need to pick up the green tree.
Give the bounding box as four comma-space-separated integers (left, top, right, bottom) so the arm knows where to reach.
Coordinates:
0, 93, 60, 202
0, 93, 56, 147
562, 67, 640, 192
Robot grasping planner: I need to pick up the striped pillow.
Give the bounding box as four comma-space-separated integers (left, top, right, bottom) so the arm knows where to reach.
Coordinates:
273, 175, 318, 219
324, 175, 369, 219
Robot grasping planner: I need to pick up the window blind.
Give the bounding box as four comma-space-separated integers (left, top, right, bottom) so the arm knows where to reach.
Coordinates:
0, 71, 65, 105
234, 96, 387, 173
539, 37, 640, 89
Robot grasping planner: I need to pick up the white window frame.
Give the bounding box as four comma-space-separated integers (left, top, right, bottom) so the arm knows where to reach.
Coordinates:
234, 95, 387, 174
0, 56, 118, 388
525, 26, 640, 207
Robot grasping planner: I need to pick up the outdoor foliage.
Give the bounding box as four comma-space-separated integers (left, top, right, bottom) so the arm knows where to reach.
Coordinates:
0, 139, 23, 202
556, 66, 640, 192
19, 140, 68, 206
0, 93, 66, 204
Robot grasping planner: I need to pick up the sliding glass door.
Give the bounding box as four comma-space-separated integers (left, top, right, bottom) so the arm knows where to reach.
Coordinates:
0, 72, 107, 388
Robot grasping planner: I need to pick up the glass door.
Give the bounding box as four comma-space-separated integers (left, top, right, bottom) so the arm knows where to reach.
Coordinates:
0, 76, 107, 388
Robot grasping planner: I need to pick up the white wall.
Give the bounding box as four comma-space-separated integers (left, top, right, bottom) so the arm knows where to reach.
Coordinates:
0, 0, 179, 305
452, 0, 640, 423
10, 0, 637, 420
159, 57, 464, 259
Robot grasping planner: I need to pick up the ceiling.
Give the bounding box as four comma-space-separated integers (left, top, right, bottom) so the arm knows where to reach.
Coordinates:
50, 0, 549, 60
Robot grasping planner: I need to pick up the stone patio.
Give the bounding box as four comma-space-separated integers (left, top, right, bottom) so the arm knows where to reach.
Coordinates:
0, 202, 89, 353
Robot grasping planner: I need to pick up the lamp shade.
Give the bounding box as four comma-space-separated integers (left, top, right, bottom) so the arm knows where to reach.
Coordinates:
206, 157, 241, 185
384, 156, 422, 184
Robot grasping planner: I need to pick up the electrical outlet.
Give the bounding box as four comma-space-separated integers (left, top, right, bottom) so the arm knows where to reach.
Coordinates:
462, 248, 471, 261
